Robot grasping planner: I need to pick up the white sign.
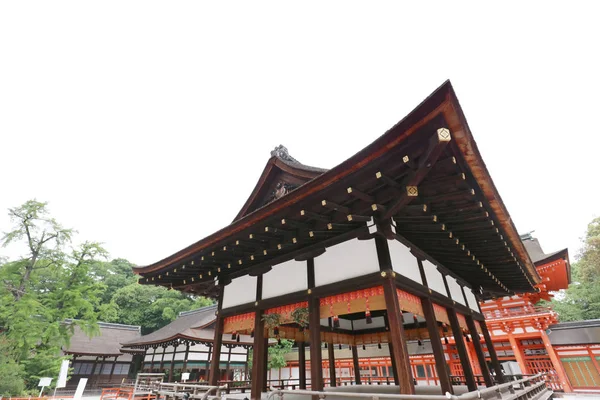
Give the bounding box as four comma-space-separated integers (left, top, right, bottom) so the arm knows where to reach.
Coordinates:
57, 359, 70, 388
181, 372, 190, 382
38, 377, 52, 387
73, 378, 88, 400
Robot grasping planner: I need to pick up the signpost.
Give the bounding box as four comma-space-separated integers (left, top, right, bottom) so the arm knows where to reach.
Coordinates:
181, 372, 190, 382
73, 378, 88, 400
38, 377, 52, 398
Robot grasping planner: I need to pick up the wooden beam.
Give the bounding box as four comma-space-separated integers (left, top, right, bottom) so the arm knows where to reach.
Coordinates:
347, 186, 374, 204
351, 345, 361, 385
298, 342, 307, 389
466, 315, 493, 387
308, 296, 323, 392
209, 286, 224, 386
382, 276, 415, 394
447, 308, 477, 391
382, 128, 452, 220
421, 297, 453, 394
250, 309, 266, 400
321, 200, 350, 215
328, 341, 336, 387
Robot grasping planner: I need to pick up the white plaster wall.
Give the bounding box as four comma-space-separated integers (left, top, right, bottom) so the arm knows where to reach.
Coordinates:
271, 369, 280, 380
174, 352, 186, 361
220, 353, 229, 361
222, 275, 257, 309
464, 289, 480, 312
262, 259, 307, 299
525, 327, 537, 333
388, 240, 422, 284
513, 328, 524, 334
447, 277, 466, 306
165, 345, 175, 352
422, 260, 446, 296
230, 354, 247, 362
187, 352, 209, 361
194, 344, 211, 352
314, 238, 379, 287
144, 354, 153, 362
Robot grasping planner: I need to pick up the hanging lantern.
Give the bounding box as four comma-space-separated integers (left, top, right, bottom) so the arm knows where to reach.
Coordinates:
365, 310, 372, 324
231, 332, 237, 340
444, 336, 449, 345
324, 343, 328, 349
417, 339, 422, 346
378, 343, 382, 349
333, 316, 340, 328
250, 330, 254, 338
274, 326, 279, 336
465, 332, 471, 342
236, 335, 241, 343
362, 344, 366, 350
338, 344, 342, 350
442, 324, 448, 333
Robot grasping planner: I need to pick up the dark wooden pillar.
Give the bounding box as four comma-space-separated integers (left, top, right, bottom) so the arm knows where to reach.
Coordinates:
447, 308, 476, 391
382, 274, 415, 394
298, 342, 307, 389
328, 342, 336, 387
109, 356, 118, 381
308, 296, 323, 391
421, 297, 453, 394
466, 315, 493, 387
387, 342, 399, 385
169, 345, 177, 382
262, 337, 269, 391
209, 286, 225, 386
480, 320, 505, 384
250, 310, 266, 400
182, 343, 190, 373
351, 345, 361, 385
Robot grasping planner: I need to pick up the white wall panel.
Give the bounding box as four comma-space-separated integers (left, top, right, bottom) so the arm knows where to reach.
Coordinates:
422, 260, 446, 296
314, 239, 379, 287
389, 240, 421, 284
222, 275, 257, 309
230, 354, 247, 362
187, 352, 209, 361
263, 259, 307, 299
465, 289, 480, 312
193, 344, 211, 352
174, 352, 186, 361
447, 277, 466, 306
144, 355, 153, 362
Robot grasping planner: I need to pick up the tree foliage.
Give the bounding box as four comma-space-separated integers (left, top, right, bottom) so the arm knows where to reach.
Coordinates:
0, 200, 213, 395
550, 217, 600, 322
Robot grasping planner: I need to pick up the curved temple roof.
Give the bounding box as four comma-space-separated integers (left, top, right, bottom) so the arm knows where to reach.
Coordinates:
134, 80, 541, 298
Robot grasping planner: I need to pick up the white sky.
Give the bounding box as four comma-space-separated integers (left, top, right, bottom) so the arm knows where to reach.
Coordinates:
1, 1, 598, 267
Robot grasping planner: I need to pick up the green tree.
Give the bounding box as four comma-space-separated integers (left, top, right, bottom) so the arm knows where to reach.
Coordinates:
551, 217, 600, 321
247, 339, 294, 371
0, 201, 106, 393
108, 283, 213, 334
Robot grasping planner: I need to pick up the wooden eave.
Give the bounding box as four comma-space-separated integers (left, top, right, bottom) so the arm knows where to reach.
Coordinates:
233, 156, 325, 222
133, 80, 540, 296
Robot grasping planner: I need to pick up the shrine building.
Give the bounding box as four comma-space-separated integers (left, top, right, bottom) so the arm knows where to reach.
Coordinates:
133, 81, 546, 398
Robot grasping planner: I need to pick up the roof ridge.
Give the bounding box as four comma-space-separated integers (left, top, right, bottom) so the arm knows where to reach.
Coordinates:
178, 304, 217, 317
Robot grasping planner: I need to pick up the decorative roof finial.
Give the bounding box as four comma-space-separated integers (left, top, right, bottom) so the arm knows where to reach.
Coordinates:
270, 144, 298, 163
